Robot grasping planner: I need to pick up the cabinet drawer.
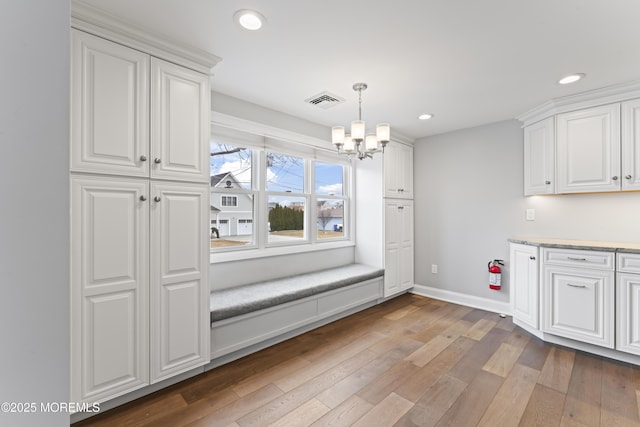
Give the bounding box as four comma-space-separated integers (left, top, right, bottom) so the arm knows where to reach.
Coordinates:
542, 248, 614, 270
618, 253, 640, 274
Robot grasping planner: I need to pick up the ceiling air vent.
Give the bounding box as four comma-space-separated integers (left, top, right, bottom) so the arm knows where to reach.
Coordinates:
304, 91, 345, 109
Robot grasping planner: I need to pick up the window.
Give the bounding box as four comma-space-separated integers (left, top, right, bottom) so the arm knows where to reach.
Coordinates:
210, 128, 350, 254
221, 195, 238, 207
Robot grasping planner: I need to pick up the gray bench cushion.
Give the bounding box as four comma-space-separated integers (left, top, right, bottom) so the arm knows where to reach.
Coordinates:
210, 263, 384, 322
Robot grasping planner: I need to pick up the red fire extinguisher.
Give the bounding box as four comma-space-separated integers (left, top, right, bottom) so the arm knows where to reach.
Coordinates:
488, 259, 504, 290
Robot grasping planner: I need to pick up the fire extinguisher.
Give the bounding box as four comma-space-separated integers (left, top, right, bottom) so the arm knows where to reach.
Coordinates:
488, 259, 504, 290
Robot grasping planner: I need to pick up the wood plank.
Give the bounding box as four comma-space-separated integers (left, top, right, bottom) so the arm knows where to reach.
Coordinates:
183, 384, 283, 427
232, 356, 311, 397
434, 370, 503, 427
517, 337, 552, 371
394, 374, 468, 427
383, 303, 422, 320
396, 336, 475, 402
405, 320, 473, 367
351, 392, 413, 427
316, 338, 420, 409
482, 342, 526, 378
274, 332, 384, 392
236, 349, 378, 427
464, 318, 497, 341
309, 395, 373, 427
600, 359, 640, 426
538, 346, 576, 394
267, 399, 330, 427
519, 384, 566, 427
561, 352, 603, 427
356, 360, 419, 405
477, 363, 540, 427
447, 326, 510, 384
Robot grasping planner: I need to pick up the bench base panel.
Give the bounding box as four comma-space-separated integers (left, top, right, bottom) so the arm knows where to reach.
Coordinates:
207, 277, 383, 369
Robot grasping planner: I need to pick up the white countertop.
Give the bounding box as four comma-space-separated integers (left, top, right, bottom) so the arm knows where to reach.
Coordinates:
509, 237, 640, 253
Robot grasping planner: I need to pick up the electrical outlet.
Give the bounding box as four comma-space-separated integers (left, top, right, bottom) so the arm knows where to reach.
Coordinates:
431, 264, 438, 274
526, 209, 535, 221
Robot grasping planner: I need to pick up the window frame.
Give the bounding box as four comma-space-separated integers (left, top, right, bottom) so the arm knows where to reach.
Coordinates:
210, 123, 354, 263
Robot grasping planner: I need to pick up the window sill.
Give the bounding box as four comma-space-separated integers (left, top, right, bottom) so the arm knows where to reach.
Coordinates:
210, 239, 355, 264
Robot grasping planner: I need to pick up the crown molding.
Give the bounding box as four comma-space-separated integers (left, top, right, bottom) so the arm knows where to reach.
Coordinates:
71, 0, 221, 75
516, 80, 640, 127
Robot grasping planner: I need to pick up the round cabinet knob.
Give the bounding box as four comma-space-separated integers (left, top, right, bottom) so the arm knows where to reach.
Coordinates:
139, 195, 147, 201
154, 196, 161, 202
626, 175, 633, 180
530, 256, 536, 260
154, 158, 161, 164
139, 155, 147, 162
545, 180, 551, 185
612, 176, 619, 180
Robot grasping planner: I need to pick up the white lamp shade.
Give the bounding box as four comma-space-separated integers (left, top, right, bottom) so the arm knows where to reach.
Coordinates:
332, 126, 345, 146
343, 135, 355, 152
376, 123, 390, 142
365, 134, 378, 151
351, 120, 365, 141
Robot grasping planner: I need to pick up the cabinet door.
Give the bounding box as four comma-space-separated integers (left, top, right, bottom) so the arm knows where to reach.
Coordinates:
399, 200, 414, 291
509, 243, 539, 329
150, 182, 210, 382
384, 143, 413, 198
622, 99, 640, 190
384, 200, 413, 296
384, 199, 401, 296
71, 176, 149, 402
616, 273, 640, 355
542, 265, 614, 348
71, 29, 149, 177
556, 104, 621, 193
524, 117, 555, 195
151, 58, 210, 183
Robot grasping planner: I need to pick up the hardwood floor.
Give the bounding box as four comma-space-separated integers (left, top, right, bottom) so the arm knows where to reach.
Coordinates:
73, 294, 640, 426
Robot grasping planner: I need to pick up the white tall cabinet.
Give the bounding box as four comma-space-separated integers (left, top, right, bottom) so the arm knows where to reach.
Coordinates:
70, 13, 215, 405
383, 142, 414, 297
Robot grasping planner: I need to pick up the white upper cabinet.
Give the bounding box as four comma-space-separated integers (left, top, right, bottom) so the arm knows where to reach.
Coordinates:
71, 30, 150, 177
384, 142, 413, 198
556, 104, 621, 194
71, 29, 210, 183
622, 99, 640, 190
150, 58, 210, 182
524, 117, 555, 195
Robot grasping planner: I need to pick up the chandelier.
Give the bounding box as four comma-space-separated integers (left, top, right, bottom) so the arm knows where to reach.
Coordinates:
332, 83, 390, 160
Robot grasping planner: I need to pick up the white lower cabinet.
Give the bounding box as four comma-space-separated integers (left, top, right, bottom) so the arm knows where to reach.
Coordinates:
541, 248, 615, 348
509, 243, 539, 330
384, 199, 414, 297
616, 253, 640, 355
71, 176, 209, 403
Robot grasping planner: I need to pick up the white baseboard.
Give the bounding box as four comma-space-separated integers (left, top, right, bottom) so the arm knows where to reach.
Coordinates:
411, 284, 512, 315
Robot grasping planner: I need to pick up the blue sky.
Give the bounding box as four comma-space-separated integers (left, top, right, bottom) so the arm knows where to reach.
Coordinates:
210, 143, 343, 198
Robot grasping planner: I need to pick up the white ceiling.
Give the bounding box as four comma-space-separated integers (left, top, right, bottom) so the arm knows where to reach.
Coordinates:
78, 0, 640, 141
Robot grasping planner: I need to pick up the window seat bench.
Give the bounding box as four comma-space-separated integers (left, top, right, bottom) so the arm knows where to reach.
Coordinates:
207, 263, 384, 368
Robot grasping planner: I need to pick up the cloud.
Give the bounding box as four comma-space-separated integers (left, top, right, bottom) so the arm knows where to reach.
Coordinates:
318, 183, 343, 195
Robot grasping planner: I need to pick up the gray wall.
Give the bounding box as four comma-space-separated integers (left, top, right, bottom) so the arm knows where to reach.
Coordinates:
0, 1, 70, 426
414, 119, 640, 303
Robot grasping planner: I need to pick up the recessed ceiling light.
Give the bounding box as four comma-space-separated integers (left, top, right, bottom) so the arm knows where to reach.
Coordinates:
558, 73, 586, 85
234, 9, 266, 31
418, 113, 433, 120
